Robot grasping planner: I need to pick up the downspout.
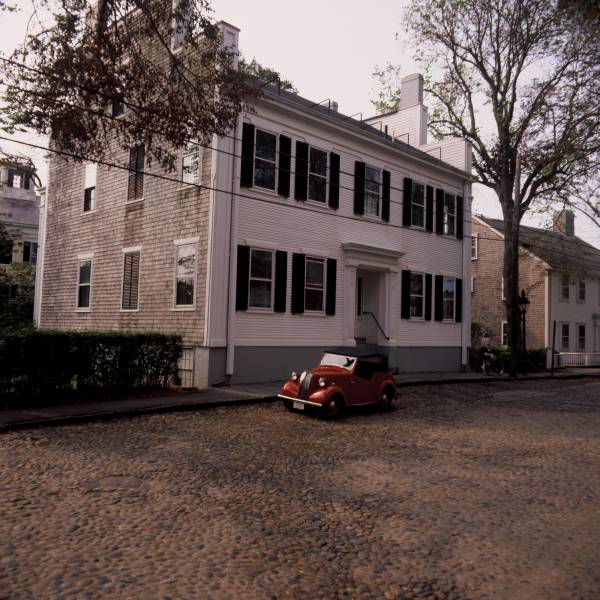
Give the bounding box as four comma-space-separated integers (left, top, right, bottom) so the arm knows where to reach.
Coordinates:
225, 115, 241, 376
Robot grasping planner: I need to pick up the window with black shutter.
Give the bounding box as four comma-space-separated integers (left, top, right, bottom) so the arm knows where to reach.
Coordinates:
121, 251, 141, 311
403, 177, 412, 226
240, 123, 255, 188
328, 152, 340, 210
294, 142, 309, 201
277, 136, 291, 198
425, 273, 432, 320
274, 251, 288, 312
354, 161, 365, 215
291, 253, 306, 313
435, 189, 444, 235
434, 275, 444, 321
326, 258, 337, 315
401, 270, 411, 319
236, 245, 250, 310
426, 186, 434, 232
127, 144, 144, 201
382, 170, 390, 222
455, 278, 463, 322
456, 196, 464, 239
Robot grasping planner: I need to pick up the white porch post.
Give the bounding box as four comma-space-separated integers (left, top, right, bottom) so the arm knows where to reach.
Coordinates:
344, 264, 357, 346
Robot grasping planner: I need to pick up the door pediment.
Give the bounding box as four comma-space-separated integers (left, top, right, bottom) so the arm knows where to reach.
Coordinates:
342, 242, 403, 272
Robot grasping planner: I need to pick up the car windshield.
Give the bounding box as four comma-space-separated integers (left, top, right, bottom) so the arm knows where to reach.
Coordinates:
320, 353, 356, 370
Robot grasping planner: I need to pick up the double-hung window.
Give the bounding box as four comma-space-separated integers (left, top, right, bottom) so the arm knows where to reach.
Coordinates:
364, 166, 382, 217
560, 275, 570, 301
127, 143, 145, 201
577, 324, 586, 351
121, 249, 141, 311
411, 182, 425, 228
253, 129, 277, 190
77, 257, 92, 310
248, 249, 274, 309
174, 242, 197, 307
23, 241, 38, 265
443, 193, 456, 236
501, 321, 509, 347
308, 147, 327, 203
83, 162, 97, 212
305, 257, 325, 312
181, 143, 201, 186
442, 277, 455, 320
578, 279, 586, 302
471, 234, 478, 260
410, 273, 425, 318
561, 322, 570, 351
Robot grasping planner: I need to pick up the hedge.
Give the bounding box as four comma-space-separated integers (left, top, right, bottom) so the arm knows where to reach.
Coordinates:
0, 330, 182, 401
469, 347, 547, 372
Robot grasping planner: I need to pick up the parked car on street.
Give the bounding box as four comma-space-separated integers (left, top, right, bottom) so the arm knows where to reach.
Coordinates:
278, 348, 397, 418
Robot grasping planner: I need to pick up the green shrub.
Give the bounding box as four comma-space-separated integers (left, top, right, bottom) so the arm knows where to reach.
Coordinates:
0, 330, 182, 404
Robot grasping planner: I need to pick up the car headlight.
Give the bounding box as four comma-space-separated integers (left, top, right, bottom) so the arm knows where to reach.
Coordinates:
291, 371, 299, 382
318, 377, 327, 388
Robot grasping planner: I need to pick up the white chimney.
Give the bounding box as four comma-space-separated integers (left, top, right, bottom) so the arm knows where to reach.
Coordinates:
399, 73, 424, 110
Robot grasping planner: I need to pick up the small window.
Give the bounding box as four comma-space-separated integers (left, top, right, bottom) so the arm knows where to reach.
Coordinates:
577, 324, 586, 351
411, 182, 425, 228
560, 322, 570, 351
305, 256, 325, 312
443, 193, 456, 236
501, 321, 508, 347
442, 277, 455, 320
77, 258, 92, 310
0, 239, 13, 264
364, 166, 382, 217
121, 250, 141, 311
127, 144, 145, 201
83, 162, 97, 212
560, 274, 570, 301
181, 143, 201, 186
249, 248, 274, 309
254, 129, 277, 190
409, 272, 425, 318
577, 279, 586, 303
471, 234, 478, 260
23, 241, 38, 265
308, 147, 327, 203
175, 243, 196, 307
112, 97, 125, 118
12, 173, 22, 188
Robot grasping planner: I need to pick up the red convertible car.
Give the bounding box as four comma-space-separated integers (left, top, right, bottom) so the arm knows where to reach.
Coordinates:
278, 348, 397, 418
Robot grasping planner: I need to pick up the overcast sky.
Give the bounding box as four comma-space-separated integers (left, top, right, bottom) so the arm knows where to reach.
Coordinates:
1, 0, 598, 245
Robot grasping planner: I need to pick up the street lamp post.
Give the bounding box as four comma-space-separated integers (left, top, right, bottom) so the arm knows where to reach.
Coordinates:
518, 289, 530, 374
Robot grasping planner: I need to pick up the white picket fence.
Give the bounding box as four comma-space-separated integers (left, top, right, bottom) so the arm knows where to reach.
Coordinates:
556, 352, 600, 367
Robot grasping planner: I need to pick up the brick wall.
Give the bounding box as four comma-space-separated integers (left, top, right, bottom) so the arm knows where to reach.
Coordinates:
39, 142, 212, 346
471, 219, 547, 349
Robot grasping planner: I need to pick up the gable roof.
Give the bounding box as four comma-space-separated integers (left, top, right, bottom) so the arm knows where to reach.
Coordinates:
478, 216, 600, 275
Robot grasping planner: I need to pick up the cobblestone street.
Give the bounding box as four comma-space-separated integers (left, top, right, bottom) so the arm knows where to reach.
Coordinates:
1, 378, 599, 600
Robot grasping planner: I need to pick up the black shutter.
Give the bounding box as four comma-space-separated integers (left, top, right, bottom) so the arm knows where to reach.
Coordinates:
235, 245, 250, 311
435, 189, 444, 235
23, 242, 31, 262
456, 195, 464, 239
294, 142, 309, 201
426, 186, 434, 232
401, 270, 411, 319
403, 177, 412, 226
382, 170, 391, 222
291, 253, 305, 314
278, 135, 291, 198
240, 123, 255, 188
329, 152, 340, 210
326, 258, 337, 315
135, 144, 145, 199
434, 275, 444, 321
127, 146, 137, 200
7, 170, 14, 187
274, 250, 287, 312
455, 278, 463, 322
354, 161, 365, 215
425, 273, 432, 320
122, 251, 140, 310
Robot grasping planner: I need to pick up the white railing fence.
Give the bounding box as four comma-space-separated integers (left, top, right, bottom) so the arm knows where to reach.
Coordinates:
556, 352, 600, 367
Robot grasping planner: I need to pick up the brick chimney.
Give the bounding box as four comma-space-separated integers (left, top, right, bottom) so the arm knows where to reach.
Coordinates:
553, 209, 575, 236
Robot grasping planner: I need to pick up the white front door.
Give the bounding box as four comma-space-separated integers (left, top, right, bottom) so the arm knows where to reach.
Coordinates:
355, 270, 380, 344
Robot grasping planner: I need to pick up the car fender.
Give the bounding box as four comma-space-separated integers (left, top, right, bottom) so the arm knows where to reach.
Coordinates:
377, 378, 397, 400
309, 385, 346, 406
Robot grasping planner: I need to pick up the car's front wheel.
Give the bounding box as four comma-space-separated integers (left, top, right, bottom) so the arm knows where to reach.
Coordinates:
322, 395, 344, 419
379, 386, 395, 411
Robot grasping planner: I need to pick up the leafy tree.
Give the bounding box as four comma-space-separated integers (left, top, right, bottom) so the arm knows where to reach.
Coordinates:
370, 63, 402, 115
238, 57, 297, 93
1, 0, 259, 172
399, 0, 600, 375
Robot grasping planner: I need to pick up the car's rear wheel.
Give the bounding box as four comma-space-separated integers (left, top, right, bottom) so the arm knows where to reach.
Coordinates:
379, 386, 395, 411
322, 395, 344, 419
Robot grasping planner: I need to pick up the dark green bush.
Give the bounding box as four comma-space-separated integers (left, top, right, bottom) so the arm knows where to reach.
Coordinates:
0, 330, 182, 403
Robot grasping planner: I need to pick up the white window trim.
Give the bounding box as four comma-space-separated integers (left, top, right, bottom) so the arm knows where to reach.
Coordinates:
501, 321, 509, 348
120, 247, 142, 313
173, 239, 198, 311
576, 322, 586, 351
560, 322, 570, 351
411, 181, 426, 230
306, 145, 329, 205
471, 233, 479, 260
252, 128, 278, 193
75, 255, 93, 312
442, 276, 456, 322
560, 274, 570, 302
247, 248, 275, 311
577, 279, 586, 303
304, 255, 327, 314
443, 192, 457, 237
82, 162, 97, 214
409, 272, 425, 320
180, 143, 202, 188
363, 164, 382, 219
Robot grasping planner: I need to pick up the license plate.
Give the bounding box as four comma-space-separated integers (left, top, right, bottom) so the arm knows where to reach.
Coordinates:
293, 401, 305, 411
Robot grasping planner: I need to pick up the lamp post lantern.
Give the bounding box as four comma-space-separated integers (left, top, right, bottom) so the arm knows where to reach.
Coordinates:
518, 289, 530, 374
